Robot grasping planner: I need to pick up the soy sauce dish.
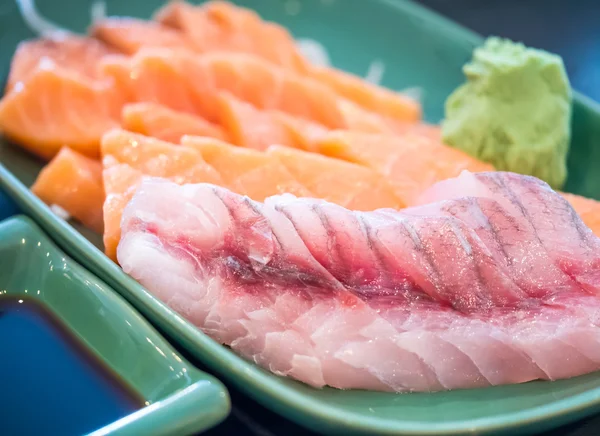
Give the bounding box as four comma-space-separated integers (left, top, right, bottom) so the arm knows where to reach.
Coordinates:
0, 216, 230, 435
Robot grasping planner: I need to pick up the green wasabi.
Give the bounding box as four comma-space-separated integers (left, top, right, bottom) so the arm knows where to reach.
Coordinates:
442, 37, 572, 189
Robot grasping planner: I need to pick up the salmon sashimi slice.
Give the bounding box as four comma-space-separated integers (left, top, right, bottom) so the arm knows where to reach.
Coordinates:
5, 35, 117, 92
217, 92, 329, 151
316, 131, 493, 205
31, 147, 104, 233
100, 48, 346, 127
118, 173, 600, 391
338, 98, 436, 137
122, 102, 227, 143
155, 1, 421, 123
155, 0, 308, 72
218, 93, 433, 152
216, 92, 295, 150
91, 17, 198, 54
198, 51, 344, 128
337, 99, 399, 134
0, 63, 124, 159
561, 193, 600, 237
407, 123, 442, 142
103, 161, 144, 260
309, 66, 421, 123
266, 145, 403, 210
182, 135, 313, 199
277, 113, 331, 153
101, 129, 222, 260
98, 50, 203, 116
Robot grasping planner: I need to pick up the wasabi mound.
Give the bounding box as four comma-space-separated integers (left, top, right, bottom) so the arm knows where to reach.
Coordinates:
442, 37, 572, 189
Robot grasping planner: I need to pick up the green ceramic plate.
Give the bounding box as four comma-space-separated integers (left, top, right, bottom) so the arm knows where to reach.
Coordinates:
0, 215, 230, 436
2, 0, 600, 435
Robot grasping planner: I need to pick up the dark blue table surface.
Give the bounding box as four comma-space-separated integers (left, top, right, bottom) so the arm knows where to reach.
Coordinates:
203, 1, 600, 435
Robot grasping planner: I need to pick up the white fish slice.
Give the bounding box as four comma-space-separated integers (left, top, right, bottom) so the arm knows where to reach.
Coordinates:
117, 172, 600, 392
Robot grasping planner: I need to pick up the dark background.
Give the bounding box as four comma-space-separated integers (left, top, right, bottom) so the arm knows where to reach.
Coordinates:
206, 1, 600, 434
419, 0, 600, 103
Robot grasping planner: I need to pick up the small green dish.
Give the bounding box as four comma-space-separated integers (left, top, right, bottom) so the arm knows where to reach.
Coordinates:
0, 215, 230, 436
2, 0, 600, 435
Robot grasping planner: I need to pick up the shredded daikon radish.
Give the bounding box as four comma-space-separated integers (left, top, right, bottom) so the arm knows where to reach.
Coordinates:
16, 0, 73, 38
296, 38, 332, 68
297, 39, 392, 87
50, 204, 71, 221
399, 87, 423, 103
90, 0, 107, 25
364, 59, 385, 85
17, 0, 106, 37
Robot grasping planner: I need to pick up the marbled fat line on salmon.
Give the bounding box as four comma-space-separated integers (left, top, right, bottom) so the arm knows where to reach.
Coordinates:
118, 172, 600, 392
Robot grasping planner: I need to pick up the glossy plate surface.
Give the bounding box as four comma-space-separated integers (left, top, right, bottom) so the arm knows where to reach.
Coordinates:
0, 216, 230, 436
1, 0, 600, 434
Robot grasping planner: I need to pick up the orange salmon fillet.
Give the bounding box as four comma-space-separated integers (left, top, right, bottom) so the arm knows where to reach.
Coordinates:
217, 92, 331, 151
155, 1, 420, 122
101, 129, 222, 260
338, 98, 436, 137
99, 48, 346, 128
31, 147, 104, 233
98, 50, 202, 115
277, 113, 331, 153
316, 131, 493, 205
266, 145, 404, 210
122, 102, 227, 143
5, 36, 117, 92
309, 66, 421, 123
337, 99, 400, 134
155, 0, 308, 72
91, 17, 197, 54
217, 92, 294, 149
561, 193, 600, 237
0, 65, 124, 160
387, 120, 442, 142
182, 135, 313, 200
218, 92, 434, 152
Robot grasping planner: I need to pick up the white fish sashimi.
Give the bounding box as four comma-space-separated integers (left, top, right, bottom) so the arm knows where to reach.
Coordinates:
117, 172, 600, 392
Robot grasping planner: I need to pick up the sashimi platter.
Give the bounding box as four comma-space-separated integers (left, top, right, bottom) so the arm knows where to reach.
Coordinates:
2, 0, 600, 434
